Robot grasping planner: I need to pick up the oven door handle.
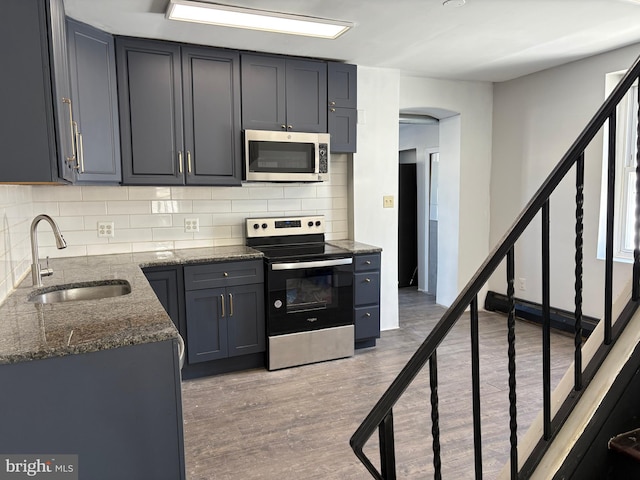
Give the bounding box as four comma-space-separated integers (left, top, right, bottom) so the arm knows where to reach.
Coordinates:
271, 257, 353, 270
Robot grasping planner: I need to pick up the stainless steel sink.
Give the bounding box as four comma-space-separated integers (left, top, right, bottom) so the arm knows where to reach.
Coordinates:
28, 280, 131, 304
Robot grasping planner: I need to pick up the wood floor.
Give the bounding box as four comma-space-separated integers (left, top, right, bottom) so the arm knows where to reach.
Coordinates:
181, 288, 575, 479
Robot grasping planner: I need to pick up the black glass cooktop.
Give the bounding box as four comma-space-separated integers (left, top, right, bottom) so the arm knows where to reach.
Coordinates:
252, 242, 351, 261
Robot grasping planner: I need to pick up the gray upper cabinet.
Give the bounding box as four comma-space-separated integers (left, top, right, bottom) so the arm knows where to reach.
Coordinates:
182, 46, 242, 186
116, 38, 241, 186
328, 62, 357, 153
241, 54, 327, 133
1, 0, 72, 183
66, 18, 121, 184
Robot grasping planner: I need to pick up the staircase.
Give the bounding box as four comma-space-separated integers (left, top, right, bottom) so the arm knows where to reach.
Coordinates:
350, 54, 640, 479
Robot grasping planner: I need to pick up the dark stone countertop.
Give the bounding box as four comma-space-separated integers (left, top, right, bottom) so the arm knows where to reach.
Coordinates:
0, 246, 263, 365
328, 240, 382, 254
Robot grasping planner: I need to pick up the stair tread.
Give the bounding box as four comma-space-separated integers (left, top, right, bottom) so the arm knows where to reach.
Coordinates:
609, 428, 640, 462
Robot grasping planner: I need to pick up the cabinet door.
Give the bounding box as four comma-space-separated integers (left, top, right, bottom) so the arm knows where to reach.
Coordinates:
48, 0, 75, 183
144, 267, 186, 337
182, 47, 242, 186
328, 62, 357, 109
241, 54, 287, 131
226, 284, 265, 357
286, 59, 327, 133
117, 37, 184, 185
1, 0, 56, 182
329, 107, 357, 153
67, 19, 121, 183
185, 288, 228, 363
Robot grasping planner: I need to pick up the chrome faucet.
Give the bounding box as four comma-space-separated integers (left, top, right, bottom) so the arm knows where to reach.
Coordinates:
30, 214, 67, 286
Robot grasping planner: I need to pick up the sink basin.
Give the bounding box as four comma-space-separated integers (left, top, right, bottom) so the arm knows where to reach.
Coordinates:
28, 280, 131, 304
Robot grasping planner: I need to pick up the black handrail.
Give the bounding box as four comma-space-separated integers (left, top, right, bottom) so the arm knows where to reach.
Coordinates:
351, 53, 640, 479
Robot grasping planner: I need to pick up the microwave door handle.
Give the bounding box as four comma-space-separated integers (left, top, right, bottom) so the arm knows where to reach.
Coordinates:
271, 257, 352, 271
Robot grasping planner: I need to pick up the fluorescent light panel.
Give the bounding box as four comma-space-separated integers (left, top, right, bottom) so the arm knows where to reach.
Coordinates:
166, 0, 353, 39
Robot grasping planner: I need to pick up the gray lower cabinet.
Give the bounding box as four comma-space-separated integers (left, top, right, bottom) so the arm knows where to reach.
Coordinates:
354, 253, 381, 348
241, 54, 327, 133
2, 0, 73, 183
116, 37, 242, 186
184, 260, 265, 375
328, 62, 357, 153
66, 18, 121, 183
0, 340, 186, 480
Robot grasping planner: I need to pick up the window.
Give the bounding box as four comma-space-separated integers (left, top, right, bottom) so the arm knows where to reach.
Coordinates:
597, 74, 638, 263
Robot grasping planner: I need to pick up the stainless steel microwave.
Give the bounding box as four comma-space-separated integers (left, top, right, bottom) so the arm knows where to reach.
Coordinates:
244, 129, 330, 182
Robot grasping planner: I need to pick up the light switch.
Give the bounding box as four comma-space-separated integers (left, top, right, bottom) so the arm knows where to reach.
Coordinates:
383, 195, 394, 208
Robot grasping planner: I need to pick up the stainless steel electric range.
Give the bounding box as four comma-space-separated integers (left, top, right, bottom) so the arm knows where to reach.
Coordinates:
246, 215, 354, 370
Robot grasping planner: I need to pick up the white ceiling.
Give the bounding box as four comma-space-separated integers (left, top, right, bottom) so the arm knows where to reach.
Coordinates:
64, 0, 640, 82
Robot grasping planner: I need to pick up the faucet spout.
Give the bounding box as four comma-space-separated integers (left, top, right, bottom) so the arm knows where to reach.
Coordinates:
30, 214, 67, 286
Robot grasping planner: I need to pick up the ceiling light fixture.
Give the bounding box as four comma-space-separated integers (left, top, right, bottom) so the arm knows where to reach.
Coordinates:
442, 0, 466, 6
165, 0, 353, 39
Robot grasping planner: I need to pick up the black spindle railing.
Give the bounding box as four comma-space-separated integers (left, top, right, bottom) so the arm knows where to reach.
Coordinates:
351, 54, 640, 479
542, 200, 551, 440
575, 153, 585, 392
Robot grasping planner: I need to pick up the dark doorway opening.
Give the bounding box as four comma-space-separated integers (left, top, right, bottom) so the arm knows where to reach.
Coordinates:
398, 162, 417, 287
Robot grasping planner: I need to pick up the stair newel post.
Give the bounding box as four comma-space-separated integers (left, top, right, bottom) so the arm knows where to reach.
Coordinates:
429, 352, 442, 480
379, 410, 396, 479
574, 153, 585, 391
507, 247, 518, 479
605, 113, 617, 345
470, 296, 483, 479
633, 87, 640, 301
542, 200, 552, 440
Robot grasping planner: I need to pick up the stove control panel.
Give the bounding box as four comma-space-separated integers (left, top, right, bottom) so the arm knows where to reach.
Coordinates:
246, 215, 325, 238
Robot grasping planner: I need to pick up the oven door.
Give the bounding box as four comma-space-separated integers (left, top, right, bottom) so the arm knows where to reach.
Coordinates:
266, 257, 353, 336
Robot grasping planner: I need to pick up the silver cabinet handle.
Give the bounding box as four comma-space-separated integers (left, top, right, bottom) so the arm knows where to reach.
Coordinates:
365, 260, 372, 265
287, 125, 293, 130
187, 151, 192, 174
280, 124, 287, 130
76, 127, 85, 174
329, 101, 336, 106
178, 151, 183, 174
220, 294, 225, 317
62, 98, 77, 165
365, 312, 371, 317
177, 334, 185, 370
229, 293, 234, 317
330, 108, 336, 113
365, 278, 371, 283
223, 272, 228, 277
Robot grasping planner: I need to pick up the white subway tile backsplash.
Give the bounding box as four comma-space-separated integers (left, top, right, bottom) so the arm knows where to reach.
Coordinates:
59, 201, 107, 217
32, 185, 82, 202
128, 186, 172, 200
170, 187, 212, 200
0, 168, 350, 306
151, 200, 192, 214
268, 199, 302, 211
192, 200, 232, 214
231, 199, 269, 213
87, 243, 132, 256
129, 214, 173, 228
81, 186, 128, 201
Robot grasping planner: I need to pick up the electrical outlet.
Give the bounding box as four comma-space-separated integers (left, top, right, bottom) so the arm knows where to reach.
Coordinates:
184, 218, 200, 233
518, 277, 526, 291
383, 195, 394, 208
97, 221, 114, 238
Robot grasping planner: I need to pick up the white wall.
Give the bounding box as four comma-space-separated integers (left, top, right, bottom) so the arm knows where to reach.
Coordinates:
399, 76, 494, 307
352, 66, 401, 331
489, 43, 640, 318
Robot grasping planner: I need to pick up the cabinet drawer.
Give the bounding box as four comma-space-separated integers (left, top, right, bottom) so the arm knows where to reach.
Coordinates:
355, 305, 380, 341
354, 253, 381, 272
185, 260, 263, 290
354, 272, 380, 305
